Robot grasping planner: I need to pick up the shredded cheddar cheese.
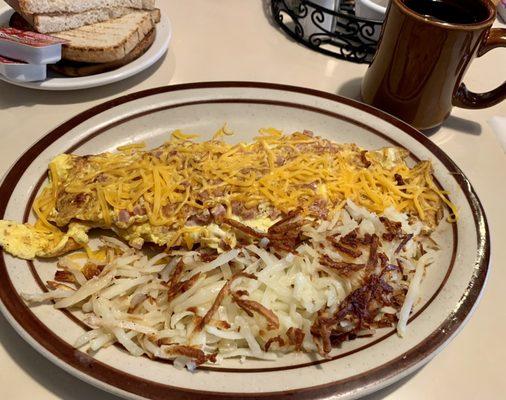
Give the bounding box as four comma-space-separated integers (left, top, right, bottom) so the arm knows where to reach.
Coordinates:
32, 129, 456, 249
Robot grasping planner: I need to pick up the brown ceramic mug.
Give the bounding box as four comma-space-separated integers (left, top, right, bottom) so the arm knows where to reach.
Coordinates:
361, 0, 506, 130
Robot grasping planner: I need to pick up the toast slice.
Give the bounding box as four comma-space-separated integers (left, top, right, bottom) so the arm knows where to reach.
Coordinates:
8, 0, 155, 15
50, 28, 155, 76
5, 0, 154, 33
9, 9, 160, 63
53, 11, 159, 63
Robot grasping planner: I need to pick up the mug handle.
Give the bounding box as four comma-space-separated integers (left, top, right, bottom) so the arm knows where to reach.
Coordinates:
453, 28, 506, 109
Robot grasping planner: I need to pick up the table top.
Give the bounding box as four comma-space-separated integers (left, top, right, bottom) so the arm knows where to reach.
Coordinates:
0, 1, 505, 399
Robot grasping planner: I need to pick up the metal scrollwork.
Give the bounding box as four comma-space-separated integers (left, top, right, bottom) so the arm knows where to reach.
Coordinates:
271, 0, 383, 64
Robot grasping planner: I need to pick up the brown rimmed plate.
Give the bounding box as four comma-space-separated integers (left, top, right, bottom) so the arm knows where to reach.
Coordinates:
0, 82, 490, 400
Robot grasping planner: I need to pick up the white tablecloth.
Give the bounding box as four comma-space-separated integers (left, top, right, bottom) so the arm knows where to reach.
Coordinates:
0, 1, 505, 399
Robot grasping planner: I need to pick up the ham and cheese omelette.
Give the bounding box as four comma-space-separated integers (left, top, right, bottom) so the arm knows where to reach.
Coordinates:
0, 129, 455, 260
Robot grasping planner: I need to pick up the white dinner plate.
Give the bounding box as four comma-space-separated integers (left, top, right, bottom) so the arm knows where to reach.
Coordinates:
0, 82, 490, 399
0, 8, 171, 90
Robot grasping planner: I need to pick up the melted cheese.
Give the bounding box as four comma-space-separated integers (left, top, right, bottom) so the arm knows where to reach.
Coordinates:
31, 130, 456, 251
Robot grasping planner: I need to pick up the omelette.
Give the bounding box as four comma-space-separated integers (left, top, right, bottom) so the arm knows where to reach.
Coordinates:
0, 129, 451, 260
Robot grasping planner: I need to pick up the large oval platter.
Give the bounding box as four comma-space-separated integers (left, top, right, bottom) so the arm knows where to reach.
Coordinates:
0, 82, 489, 400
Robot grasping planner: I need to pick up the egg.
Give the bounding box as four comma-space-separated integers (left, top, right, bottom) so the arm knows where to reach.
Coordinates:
237, 216, 275, 232
50, 154, 73, 179
0, 221, 48, 259
0, 220, 88, 259
0, 131, 448, 260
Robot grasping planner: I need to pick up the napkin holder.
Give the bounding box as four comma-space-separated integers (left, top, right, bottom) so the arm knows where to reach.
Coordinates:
271, 0, 383, 64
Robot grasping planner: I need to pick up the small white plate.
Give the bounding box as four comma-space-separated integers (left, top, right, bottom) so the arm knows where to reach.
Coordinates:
0, 8, 171, 90
0, 82, 490, 400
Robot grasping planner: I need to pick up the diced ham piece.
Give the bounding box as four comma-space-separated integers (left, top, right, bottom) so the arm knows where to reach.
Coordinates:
118, 209, 131, 223
211, 204, 226, 219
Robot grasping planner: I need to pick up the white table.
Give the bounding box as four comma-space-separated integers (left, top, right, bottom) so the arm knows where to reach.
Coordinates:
0, 1, 505, 399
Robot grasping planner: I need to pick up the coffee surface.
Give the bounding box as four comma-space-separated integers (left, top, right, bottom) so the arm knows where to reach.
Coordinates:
403, 0, 489, 24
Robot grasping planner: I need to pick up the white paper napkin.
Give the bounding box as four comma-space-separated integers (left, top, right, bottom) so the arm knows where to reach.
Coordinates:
489, 116, 506, 153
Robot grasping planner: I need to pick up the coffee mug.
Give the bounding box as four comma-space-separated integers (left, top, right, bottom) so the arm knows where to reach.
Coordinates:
361, 0, 506, 130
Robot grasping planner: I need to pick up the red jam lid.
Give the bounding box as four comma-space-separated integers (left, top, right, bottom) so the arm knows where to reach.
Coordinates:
0, 27, 67, 48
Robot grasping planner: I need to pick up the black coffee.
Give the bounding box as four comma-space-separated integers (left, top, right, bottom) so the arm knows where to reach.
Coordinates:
403, 0, 490, 24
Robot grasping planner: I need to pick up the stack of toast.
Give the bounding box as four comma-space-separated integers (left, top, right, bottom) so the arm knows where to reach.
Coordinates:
6, 0, 161, 77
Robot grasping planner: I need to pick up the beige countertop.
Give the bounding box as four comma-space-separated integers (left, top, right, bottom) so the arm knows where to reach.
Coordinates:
0, 1, 505, 399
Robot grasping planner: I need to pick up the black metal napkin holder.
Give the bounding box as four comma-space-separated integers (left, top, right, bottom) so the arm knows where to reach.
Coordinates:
271, 0, 383, 64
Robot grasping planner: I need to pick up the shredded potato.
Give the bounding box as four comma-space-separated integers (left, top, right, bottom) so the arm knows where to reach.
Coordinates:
24, 201, 440, 369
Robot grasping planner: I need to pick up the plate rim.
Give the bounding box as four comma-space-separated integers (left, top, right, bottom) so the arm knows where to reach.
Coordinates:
0, 8, 172, 91
0, 82, 491, 400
